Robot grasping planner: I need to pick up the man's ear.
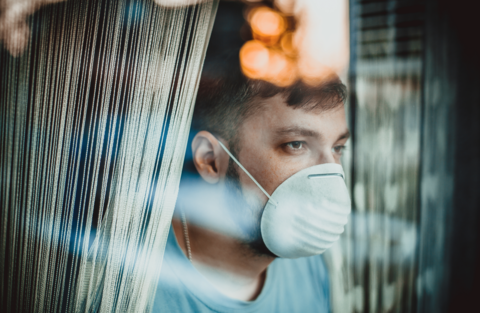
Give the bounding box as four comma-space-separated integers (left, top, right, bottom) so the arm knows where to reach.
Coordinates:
191, 131, 229, 184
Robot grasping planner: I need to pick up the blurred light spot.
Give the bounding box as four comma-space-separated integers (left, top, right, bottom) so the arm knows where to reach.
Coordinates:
294, 0, 349, 81
240, 40, 297, 86
249, 6, 285, 46
275, 0, 296, 15
280, 31, 297, 57
240, 0, 349, 86
297, 61, 336, 86
0, 0, 66, 57
240, 40, 270, 79
264, 49, 296, 86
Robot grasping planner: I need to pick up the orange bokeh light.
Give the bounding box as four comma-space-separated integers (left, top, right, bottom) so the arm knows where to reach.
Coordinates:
240, 40, 297, 86
249, 6, 286, 45
297, 61, 337, 86
240, 40, 270, 79
280, 31, 297, 57
241, 1, 348, 87
264, 49, 297, 86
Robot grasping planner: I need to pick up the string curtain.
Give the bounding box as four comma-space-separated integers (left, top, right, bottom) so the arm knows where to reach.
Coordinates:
0, 0, 218, 312
325, 1, 426, 312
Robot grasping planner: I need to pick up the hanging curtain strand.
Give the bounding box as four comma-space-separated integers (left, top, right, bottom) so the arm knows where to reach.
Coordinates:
0, 0, 218, 312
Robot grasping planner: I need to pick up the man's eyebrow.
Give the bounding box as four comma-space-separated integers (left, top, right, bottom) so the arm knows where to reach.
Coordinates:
275, 126, 321, 138
275, 127, 351, 142
337, 130, 351, 141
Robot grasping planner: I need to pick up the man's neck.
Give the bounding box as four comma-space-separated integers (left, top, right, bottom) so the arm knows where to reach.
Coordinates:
171, 218, 274, 301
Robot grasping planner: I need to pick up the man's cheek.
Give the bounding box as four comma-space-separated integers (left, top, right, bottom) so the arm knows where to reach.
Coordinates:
264, 157, 307, 191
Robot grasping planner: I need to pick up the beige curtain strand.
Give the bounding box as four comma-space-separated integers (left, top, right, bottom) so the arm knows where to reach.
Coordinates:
0, 0, 218, 312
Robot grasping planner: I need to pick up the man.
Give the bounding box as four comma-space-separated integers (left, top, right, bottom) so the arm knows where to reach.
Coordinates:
152, 63, 351, 312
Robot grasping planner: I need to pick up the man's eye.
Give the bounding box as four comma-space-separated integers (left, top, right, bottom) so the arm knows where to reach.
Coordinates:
286, 141, 304, 150
332, 145, 347, 155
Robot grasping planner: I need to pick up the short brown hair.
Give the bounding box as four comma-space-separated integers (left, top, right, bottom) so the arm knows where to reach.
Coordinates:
192, 69, 347, 145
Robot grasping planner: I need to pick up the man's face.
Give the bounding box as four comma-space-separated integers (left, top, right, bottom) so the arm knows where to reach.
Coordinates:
223, 94, 350, 253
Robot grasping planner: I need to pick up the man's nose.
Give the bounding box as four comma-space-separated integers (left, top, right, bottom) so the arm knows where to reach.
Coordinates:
316, 149, 337, 165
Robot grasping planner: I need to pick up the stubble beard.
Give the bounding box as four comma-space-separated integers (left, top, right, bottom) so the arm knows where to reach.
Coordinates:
224, 156, 277, 258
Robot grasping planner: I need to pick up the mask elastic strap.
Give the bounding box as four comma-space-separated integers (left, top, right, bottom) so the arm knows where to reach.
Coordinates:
217, 140, 275, 203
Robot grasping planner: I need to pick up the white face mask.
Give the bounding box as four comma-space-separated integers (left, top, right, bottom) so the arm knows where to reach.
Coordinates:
218, 141, 351, 259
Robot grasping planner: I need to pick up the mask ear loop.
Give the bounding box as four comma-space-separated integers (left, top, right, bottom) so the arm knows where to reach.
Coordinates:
217, 140, 277, 205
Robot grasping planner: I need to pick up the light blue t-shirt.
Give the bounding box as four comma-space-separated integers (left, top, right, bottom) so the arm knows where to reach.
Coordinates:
152, 226, 330, 313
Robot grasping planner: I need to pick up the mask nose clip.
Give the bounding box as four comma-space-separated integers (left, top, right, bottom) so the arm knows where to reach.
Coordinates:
307, 173, 345, 180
